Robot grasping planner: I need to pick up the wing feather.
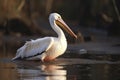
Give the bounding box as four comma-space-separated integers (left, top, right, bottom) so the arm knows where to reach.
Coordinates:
12, 37, 54, 60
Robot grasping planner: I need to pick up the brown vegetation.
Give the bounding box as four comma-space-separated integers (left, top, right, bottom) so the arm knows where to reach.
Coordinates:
0, 0, 119, 36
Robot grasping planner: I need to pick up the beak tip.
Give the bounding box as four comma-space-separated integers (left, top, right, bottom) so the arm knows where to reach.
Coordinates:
75, 35, 77, 39
73, 34, 77, 39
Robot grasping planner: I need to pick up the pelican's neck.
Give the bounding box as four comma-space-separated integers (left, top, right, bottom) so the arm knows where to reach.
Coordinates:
50, 20, 66, 40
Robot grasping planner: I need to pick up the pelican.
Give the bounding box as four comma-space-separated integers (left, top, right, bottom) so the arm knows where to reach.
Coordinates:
12, 13, 77, 62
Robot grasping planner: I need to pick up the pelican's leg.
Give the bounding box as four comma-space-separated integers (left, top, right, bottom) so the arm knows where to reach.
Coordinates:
40, 54, 47, 62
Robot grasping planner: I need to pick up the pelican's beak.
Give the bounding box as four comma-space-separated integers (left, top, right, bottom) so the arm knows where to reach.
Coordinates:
56, 18, 77, 38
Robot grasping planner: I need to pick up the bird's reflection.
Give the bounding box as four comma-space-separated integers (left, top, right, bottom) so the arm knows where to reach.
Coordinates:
15, 61, 66, 80
39, 64, 66, 80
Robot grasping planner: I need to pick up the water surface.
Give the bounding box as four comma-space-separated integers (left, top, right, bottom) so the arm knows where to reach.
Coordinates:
0, 37, 120, 80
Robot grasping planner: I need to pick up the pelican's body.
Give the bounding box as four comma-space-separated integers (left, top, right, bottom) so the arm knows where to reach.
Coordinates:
12, 13, 77, 62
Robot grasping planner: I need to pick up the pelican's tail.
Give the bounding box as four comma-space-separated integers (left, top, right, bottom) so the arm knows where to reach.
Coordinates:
12, 54, 21, 60
12, 45, 26, 60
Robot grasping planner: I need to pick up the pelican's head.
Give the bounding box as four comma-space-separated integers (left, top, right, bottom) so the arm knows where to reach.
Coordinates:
49, 13, 77, 38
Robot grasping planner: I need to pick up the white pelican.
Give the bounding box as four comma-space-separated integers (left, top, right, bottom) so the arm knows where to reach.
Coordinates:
12, 13, 77, 62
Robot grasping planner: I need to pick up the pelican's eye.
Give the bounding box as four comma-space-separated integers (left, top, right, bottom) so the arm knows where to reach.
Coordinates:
58, 16, 61, 19
57, 16, 62, 20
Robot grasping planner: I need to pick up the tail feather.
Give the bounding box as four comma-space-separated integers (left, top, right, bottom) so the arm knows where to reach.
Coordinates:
12, 55, 20, 60
12, 45, 26, 60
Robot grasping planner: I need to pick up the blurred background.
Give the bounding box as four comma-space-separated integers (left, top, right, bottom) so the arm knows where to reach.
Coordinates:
0, 0, 120, 38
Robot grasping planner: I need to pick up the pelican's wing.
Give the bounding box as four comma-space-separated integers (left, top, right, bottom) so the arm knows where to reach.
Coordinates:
12, 37, 54, 60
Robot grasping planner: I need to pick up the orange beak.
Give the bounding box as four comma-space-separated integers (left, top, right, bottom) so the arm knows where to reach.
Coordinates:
56, 18, 77, 39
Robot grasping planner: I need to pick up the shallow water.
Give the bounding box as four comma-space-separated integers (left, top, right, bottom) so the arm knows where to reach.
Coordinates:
0, 57, 120, 80
0, 37, 120, 80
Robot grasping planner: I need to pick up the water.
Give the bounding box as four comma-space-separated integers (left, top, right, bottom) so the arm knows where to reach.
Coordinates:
0, 36, 120, 80
0, 58, 120, 80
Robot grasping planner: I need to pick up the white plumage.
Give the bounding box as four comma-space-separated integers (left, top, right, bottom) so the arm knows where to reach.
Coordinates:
12, 13, 77, 62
